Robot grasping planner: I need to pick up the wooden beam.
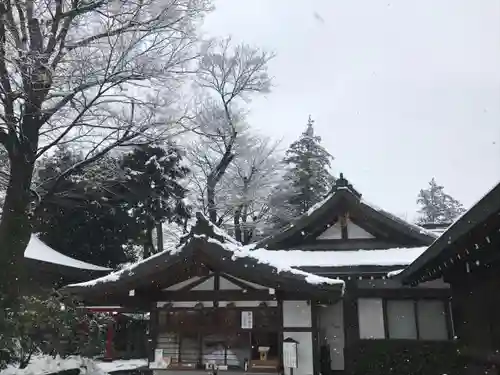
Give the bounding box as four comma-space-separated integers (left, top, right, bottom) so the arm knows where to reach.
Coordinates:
221, 273, 258, 291
177, 274, 213, 291
156, 290, 278, 302
214, 271, 220, 307
355, 287, 451, 299
343, 280, 360, 347
311, 300, 320, 375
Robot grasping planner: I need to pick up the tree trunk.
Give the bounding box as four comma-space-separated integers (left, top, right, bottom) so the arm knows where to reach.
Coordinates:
206, 132, 236, 225
156, 222, 164, 253
207, 180, 217, 224
0, 154, 36, 308
143, 224, 155, 259
233, 206, 243, 243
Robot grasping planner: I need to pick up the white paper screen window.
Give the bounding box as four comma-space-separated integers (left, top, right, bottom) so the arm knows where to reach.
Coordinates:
387, 300, 417, 339
417, 300, 448, 340
358, 298, 385, 339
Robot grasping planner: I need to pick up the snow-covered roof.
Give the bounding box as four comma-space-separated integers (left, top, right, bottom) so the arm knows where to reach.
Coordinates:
63, 213, 345, 296
359, 198, 439, 239
245, 246, 428, 268
397, 180, 500, 284
257, 174, 437, 250
25, 235, 112, 272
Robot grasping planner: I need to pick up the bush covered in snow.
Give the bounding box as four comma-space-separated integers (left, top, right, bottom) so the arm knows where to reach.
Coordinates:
1, 355, 107, 375
0, 294, 109, 370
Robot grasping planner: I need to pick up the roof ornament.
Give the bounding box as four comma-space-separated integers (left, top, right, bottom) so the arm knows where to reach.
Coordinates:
332, 172, 362, 198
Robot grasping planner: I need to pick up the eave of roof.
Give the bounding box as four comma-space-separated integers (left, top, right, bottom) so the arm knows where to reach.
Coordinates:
61, 213, 345, 297
398, 181, 500, 284
257, 176, 437, 250
24, 235, 112, 272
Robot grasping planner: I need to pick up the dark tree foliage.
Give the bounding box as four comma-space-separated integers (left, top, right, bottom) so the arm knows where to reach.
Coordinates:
270, 116, 334, 228
34, 144, 190, 268
416, 178, 466, 225
0, 292, 109, 370
119, 144, 190, 257
35, 148, 139, 268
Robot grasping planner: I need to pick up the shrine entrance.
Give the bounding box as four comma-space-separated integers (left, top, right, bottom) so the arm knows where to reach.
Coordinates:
157, 304, 281, 372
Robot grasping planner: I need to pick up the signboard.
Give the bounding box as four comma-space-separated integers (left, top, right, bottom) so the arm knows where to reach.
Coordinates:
241, 311, 253, 329
283, 341, 298, 369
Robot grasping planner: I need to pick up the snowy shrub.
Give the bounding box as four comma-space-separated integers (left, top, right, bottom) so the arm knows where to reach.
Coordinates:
345, 340, 464, 375
1, 355, 108, 375
0, 294, 109, 370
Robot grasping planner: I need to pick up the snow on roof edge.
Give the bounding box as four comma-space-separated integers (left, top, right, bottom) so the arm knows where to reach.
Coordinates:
202, 236, 344, 288
65, 239, 187, 288
243, 246, 429, 268
360, 198, 439, 239
25, 235, 112, 272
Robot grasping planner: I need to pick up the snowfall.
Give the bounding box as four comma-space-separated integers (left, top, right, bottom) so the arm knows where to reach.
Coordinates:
1, 356, 148, 375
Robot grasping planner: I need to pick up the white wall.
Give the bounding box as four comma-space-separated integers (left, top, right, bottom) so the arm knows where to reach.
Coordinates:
347, 221, 375, 239
283, 301, 312, 328
282, 301, 313, 375
318, 301, 344, 370
191, 276, 215, 291
219, 276, 242, 290
357, 298, 385, 339
283, 331, 313, 375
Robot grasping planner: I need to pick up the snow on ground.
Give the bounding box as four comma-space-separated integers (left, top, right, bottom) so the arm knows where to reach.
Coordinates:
95, 359, 148, 373
1, 356, 107, 375
25, 235, 112, 271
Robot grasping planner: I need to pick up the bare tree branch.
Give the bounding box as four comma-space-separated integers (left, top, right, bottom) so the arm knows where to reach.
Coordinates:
193, 39, 274, 224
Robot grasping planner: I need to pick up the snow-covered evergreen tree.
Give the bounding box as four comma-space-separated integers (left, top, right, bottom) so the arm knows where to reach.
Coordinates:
271, 116, 334, 227
120, 144, 190, 257
416, 178, 466, 224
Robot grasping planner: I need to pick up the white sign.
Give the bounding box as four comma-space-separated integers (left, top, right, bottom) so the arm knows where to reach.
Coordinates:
283, 341, 298, 369
241, 311, 253, 329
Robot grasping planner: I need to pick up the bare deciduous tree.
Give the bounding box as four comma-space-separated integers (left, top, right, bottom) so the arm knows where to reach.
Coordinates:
0, 0, 210, 302
194, 38, 274, 224
188, 125, 281, 243
229, 135, 280, 244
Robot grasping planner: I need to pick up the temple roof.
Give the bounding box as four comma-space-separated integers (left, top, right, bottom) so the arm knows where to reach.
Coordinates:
258, 173, 437, 251
25, 235, 112, 272
22, 235, 112, 285
61, 213, 345, 299
398, 181, 500, 284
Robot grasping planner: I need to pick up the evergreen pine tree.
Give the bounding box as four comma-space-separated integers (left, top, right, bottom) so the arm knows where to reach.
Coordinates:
271, 116, 334, 227
416, 178, 466, 224
120, 144, 190, 257
34, 144, 190, 267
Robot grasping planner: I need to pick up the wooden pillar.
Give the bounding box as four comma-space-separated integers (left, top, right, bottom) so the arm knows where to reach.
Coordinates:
342, 279, 359, 369
277, 297, 284, 373
311, 300, 320, 375
105, 316, 115, 360
149, 304, 159, 362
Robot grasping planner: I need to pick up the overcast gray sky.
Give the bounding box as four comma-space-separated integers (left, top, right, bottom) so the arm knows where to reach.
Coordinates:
201, 0, 500, 220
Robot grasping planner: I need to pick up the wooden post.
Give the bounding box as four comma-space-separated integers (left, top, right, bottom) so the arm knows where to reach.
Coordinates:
105, 316, 115, 360
311, 300, 320, 375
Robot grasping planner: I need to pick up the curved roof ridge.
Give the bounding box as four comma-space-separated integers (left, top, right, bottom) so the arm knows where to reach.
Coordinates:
25, 235, 112, 271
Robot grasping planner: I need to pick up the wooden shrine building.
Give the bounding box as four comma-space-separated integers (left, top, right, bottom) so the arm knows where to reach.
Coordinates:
63, 175, 457, 375
63, 213, 344, 375
398, 181, 500, 375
